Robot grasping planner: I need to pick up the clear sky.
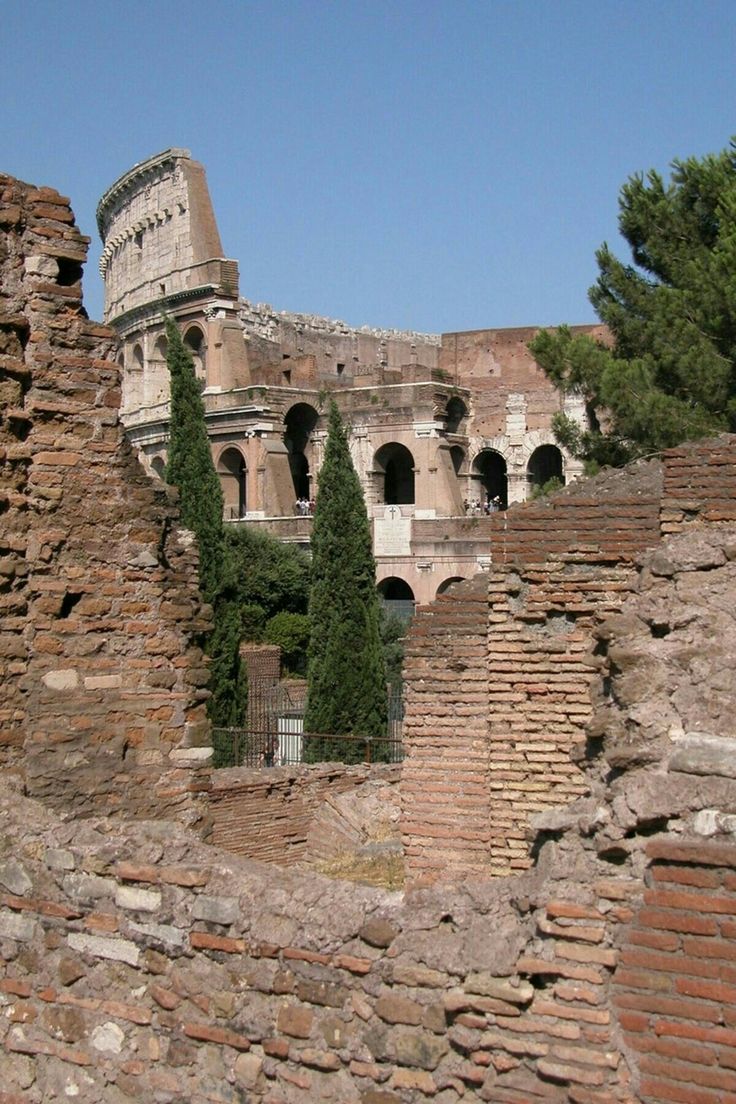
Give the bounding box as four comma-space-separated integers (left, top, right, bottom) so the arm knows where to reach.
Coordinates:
3, 0, 735, 333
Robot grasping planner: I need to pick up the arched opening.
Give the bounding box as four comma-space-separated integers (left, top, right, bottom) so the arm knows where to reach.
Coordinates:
377, 577, 415, 621
218, 448, 247, 519
126, 343, 145, 410
148, 334, 169, 405
445, 397, 467, 435
436, 576, 465, 596
471, 449, 508, 510
150, 456, 166, 480
183, 325, 206, 380
374, 443, 415, 505
284, 403, 318, 501
528, 444, 564, 491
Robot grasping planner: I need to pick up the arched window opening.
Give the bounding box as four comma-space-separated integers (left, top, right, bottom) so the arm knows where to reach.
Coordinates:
445, 397, 467, 435
471, 449, 508, 510
528, 444, 564, 491
377, 577, 415, 622
436, 576, 466, 596
150, 456, 166, 480
284, 403, 319, 501
218, 448, 247, 519
154, 335, 168, 362
183, 325, 206, 380
374, 443, 415, 505
132, 344, 144, 372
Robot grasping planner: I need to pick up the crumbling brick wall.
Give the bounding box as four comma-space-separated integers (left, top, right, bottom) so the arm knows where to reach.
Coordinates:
0, 174, 211, 822
403, 441, 736, 883
3, 520, 736, 1102
209, 762, 399, 864
402, 460, 664, 882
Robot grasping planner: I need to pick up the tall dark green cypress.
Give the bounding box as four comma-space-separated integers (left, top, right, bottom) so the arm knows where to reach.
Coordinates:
305, 402, 387, 758
164, 318, 246, 734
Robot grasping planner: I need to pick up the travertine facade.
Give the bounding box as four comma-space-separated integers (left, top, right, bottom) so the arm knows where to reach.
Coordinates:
97, 149, 601, 606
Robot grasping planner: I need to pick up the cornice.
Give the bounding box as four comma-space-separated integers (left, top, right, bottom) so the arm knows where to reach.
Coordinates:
96, 148, 191, 239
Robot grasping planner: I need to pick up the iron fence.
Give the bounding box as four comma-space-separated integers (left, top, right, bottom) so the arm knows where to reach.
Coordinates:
211, 728, 403, 769
211, 681, 404, 768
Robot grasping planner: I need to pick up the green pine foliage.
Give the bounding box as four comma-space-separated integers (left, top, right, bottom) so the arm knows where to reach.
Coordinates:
530, 139, 736, 467
164, 318, 247, 735
304, 402, 387, 760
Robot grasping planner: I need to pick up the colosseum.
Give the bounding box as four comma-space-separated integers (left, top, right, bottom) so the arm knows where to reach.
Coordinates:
97, 148, 604, 608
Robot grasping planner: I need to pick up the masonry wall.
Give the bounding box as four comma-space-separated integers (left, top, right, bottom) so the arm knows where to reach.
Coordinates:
0, 174, 212, 823
402, 440, 736, 884
209, 763, 399, 865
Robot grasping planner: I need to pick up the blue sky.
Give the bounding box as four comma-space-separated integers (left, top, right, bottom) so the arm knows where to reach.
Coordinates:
4, 0, 736, 333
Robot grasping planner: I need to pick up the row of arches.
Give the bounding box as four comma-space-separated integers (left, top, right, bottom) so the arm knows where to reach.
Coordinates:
281, 403, 564, 508
174, 440, 564, 520
125, 325, 207, 389
377, 575, 466, 620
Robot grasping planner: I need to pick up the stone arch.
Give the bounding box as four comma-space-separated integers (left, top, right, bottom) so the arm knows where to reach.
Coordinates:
471, 448, 508, 509
150, 456, 166, 480
284, 403, 318, 500
126, 342, 145, 410
183, 324, 206, 381
377, 576, 415, 621
217, 447, 247, 519
528, 444, 564, 490
436, 576, 465, 596
374, 443, 415, 505
444, 396, 467, 435
147, 333, 169, 405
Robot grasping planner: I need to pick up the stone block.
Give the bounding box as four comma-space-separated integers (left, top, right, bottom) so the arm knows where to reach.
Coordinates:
191, 894, 239, 925
115, 885, 162, 912
67, 932, 140, 966
0, 860, 32, 896
0, 910, 38, 943
277, 1003, 313, 1038
41, 668, 79, 690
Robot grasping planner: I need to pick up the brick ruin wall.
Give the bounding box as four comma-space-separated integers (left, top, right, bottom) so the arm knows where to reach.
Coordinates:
209, 763, 400, 866
0, 174, 212, 823
401, 440, 736, 883
3, 516, 736, 1103
4, 170, 736, 1102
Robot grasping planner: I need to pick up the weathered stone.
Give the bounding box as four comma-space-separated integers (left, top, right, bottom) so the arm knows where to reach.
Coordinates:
0, 860, 32, 896
115, 885, 162, 912
277, 1003, 313, 1038
191, 894, 239, 925
391, 1027, 448, 1070
669, 732, 736, 778
0, 910, 38, 943
375, 994, 423, 1026
90, 1022, 125, 1054
67, 932, 139, 966
359, 919, 398, 948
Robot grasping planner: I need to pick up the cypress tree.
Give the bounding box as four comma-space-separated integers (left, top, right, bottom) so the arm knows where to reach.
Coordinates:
530, 138, 736, 468
305, 402, 387, 760
165, 317, 224, 603
164, 318, 246, 736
